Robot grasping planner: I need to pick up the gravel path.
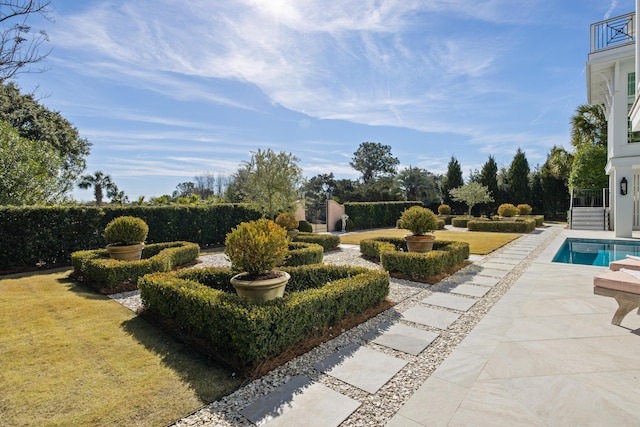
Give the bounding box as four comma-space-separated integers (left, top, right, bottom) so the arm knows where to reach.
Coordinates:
109, 226, 564, 426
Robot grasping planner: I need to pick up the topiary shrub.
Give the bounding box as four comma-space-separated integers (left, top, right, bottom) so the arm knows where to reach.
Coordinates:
497, 203, 518, 218
104, 216, 149, 245
467, 218, 536, 233
224, 219, 289, 275
297, 220, 313, 233
398, 206, 439, 235
438, 204, 451, 215
517, 204, 533, 215
275, 212, 299, 231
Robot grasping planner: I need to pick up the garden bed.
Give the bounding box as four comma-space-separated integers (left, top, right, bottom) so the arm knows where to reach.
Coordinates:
71, 241, 200, 294
360, 238, 470, 281
139, 264, 389, 377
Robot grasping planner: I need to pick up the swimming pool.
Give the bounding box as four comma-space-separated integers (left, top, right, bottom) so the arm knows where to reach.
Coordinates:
552, 238, 640, 266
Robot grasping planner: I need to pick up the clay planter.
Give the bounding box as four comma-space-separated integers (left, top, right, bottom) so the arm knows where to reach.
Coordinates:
404, 234, 435, 253
231, 271, 291, 302
106, 243, 144, 261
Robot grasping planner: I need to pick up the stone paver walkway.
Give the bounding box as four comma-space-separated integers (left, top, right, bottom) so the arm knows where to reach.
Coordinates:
227, 226, 561, 426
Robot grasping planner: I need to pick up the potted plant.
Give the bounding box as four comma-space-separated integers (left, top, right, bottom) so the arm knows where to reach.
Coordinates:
398, 206, 438, 253
103, 216, 149, 261
275, 212, 299, 238
225, 218, 290, 302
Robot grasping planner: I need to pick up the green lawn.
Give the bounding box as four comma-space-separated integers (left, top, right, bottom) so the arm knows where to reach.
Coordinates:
339, 228, 520, 255
0, 269, 242, 427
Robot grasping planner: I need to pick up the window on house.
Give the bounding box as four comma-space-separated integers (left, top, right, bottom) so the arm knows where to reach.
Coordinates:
628, 72, 640, 143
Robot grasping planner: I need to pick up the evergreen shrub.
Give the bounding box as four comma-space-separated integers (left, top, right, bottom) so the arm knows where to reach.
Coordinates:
517, 204, 533, 215
71, 241, 200, 293
283, 242, 323, 266
139, 264, 389, 375
497, 203, 518, 217
451, 216, 474, 228
292, 232, 340, 251
467, 218, 536, 233
438, 204, 451, 215
297, 220, 313, 233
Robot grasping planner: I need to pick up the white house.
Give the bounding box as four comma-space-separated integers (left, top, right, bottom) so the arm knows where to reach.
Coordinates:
587, 8, 640, 237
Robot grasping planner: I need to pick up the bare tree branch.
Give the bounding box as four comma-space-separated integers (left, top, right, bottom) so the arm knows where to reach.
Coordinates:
0, 1, 52, 82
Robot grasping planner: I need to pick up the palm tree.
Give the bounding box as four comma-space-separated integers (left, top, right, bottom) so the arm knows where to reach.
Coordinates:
571, 104, 607, 147
78, 171, 117, 206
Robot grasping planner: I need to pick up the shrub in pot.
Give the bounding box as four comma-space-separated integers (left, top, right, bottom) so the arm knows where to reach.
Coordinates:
275, 212, 299, 238
225, 218, 290, 301
103, 216, 149, 261
398, 206, 438, 252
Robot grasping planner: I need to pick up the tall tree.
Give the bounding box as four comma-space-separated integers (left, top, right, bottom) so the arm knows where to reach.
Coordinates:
0, 83, 91, 195
568, 143, 608, 190
78, 171, 118, 206
0, 120, 63, 204
224, 165, 251, 203
507, 148, 530, 204
244, 148, 303, 219
479, 155, 500, 214
571, 104, 607, 148
350, 142, 399, 184
449, 182, 494, 216
0, 1, 52, 82
441, 156, 464, 213
397, 166, 439, 206
541, 146, 572, 219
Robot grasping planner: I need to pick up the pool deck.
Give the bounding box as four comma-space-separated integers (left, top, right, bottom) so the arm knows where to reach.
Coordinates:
387, 227, 640, 426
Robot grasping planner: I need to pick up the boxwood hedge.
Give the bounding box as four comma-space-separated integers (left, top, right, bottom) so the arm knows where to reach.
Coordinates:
360, 237, 469, 280
292, 232, 340, 251
467, 218, 536, 233
71, 241, 200, 293
139, 264, 389, 375
283, 242, 324, 266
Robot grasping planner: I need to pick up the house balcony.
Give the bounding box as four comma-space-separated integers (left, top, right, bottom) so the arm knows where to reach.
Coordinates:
590, 12, 635, 54
587, 12, 635, 107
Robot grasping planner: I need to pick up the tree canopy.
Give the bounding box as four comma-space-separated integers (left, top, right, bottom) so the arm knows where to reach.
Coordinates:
0, 120, 63, 204
0, 82, 91, 196
479, 155, 499, 211
571, 104, 607, 147
441, 156, 464, 213
78, 171, 121, 206
350, 142, 399, 184
568, 143, 608, 190
507, 148, 530, 204
243, 148, 303, 219
449, 182, 493, 216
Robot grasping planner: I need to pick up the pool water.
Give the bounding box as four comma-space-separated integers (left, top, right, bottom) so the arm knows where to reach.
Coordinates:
552, 238, 640, 266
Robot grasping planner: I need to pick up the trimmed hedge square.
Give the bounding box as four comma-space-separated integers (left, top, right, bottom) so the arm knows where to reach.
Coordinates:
139, 264, 389, 375
360, 238, 469, 280
71, 241, 200, 293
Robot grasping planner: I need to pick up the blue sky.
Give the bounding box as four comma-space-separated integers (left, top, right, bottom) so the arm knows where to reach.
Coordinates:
15, 0, 631, 201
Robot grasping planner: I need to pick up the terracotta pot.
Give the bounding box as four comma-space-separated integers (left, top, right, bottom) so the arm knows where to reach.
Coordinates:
106, 243, 144, 261
405, 234, 435, 253
231, 271, 290, 302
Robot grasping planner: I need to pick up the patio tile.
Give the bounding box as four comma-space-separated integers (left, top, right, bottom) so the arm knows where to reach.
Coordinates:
443, 283, 491, 297
479, 262, 513, 271
315, 344, 408, 394
489, 257, 521, 265
240, 375, 360, 426
402, 306, 460, 329
476, 268, 509, 278
422, 292, 477, 311
370, 323, 439, 355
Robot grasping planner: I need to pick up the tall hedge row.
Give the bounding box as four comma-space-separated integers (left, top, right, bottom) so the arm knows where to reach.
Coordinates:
344, 201, 422, 230
0, 205, 260, 270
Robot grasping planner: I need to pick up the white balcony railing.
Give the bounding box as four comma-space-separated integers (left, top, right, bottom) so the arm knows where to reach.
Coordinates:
591, 12, 635, 53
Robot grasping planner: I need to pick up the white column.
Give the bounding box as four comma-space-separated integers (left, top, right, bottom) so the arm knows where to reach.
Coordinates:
614, 167, 634, 237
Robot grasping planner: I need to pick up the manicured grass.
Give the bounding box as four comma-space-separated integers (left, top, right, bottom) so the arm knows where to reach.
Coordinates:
339, 228, 520, 255
0, 269, 242, 427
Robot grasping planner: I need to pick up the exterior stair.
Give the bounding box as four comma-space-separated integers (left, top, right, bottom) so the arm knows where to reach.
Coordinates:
570, 207, 607, 230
